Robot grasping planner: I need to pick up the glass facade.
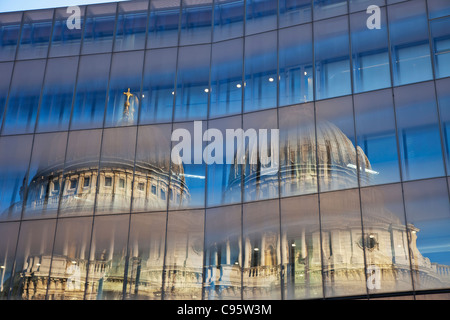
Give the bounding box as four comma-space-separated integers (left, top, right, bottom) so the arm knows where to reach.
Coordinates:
0, 0, 450, 300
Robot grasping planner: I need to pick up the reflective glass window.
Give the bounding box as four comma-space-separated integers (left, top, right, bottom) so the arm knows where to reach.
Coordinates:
279, 24, 313, 106
0, 135, 33, 221
125, 212, 166, 300
140, 48, 176, 124
436, 78, 450, 171
169, 121, 206, 209
206, 115, 242, 207
360, 184, 413, 295
245, 0, 277, 35
349, 0, 385, 13
388, 0, 433, 86
354, 89, 400, 186
180, 0, 212, 45
147, 0, 180, 49
96, 127, 136, 215
320, 189, 366, 298
279, 103, 317, 197
174, 45, 211, 122
430, 16, 450, 79
9, 219, 56, 300
85, 215, 129, 300
350, 8, 391, 94
17, 10, 53, 60
49, 6, 85, 57
243, 200, 281, 299
2, 59, 46, 135
163, 210, 204, 300
48, 217, 93, 300
36, 56, 78, 133
314, 16, 351, 100
209, 38, 243, 118
70, 53, 110, 130
403, 178, 450, 291
279, 0, 311, 28
0, 222, 19, 299
394, 82, 445, 181
0, 62, 13, 131
133, 124, 172, 213
58, 130, 102, 217
105, 51, 144, 128
313, 0, 347, 21
212, 0, 244, 42
203, 205, 242, 300
244, 31, 277, 112
23, 132, 67, 220
82, 3, 117, 55
427, 0, 450, 20
114, 0, 149, 52
0, 12, 22, 61
243, 109, 279, 202
281, 195, 323, 300
315, 96, 358, 192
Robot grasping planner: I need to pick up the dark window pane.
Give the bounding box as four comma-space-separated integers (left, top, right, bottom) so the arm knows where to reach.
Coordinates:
0, 12, 22, 61
0, 62, 13, 131
180, 0, 212, 45
114, 0, 149, 52
436, 78, 450, 171
0, 222, 19, 299
427, 0, 450, 19
349, 0, 385, 13
245, 0, 277, 35
430, 16, 450, 79
147, 0, 180, 49
279, 0, 311, 28
213, 0, 244, 42
49, 6, 85, 57
313, 0, 347, 21
82, 3, 117, 55
17, 10, 53, 60
394, 82, 445, 181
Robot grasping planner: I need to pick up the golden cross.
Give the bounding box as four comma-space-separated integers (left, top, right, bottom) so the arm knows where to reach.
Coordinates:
123, 88, 133, 105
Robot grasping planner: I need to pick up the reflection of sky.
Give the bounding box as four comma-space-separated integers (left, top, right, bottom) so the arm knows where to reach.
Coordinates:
0, 0, 129, 13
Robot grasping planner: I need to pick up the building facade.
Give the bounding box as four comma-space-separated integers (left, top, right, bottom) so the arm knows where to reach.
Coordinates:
1, 0, 450, 300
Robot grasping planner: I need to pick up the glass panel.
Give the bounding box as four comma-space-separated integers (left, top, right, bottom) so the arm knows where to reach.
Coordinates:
0, 62, 13, 131
140, 48, 176, 124
17, 9, 53, 60
279, 0, 311, 28
436, 78, 450, 172
315, 96, 358, 192
354, 89, 400, 186
105, 51, 144, 128
49, 6, 85, 57
47, 217, 93, 300
36, 56, 78, 133
203, 205, 242, 300
314, 16, 351, 100
95, 127, 136, 215
147, 0, 180, 49
70, 53, 110, 130
82, 3, 117, 55
279, 24, 313, 106
245, 0, 277, 35
206, 115, 242, 207
180, 0, 212, 45
243, 109, 279, 202
169, 121, 206, 209
430, 16, 450, 79
85, 214, 129, 300
213, 0, 244, 42
133, 124, 172, 213
0, 135, 33, 221
394, 82, 445, 181
125, 212, 166, 300
244, 31, 277, 112
0, 12, 22, 61
243, 200, 281, 299
0, 222, 19, 300
2, 59, 46, 135
9, 219, 56, 300
58, 129, 102, 217
174, 45, 211, 121
403, 178, 450, 291
23, 132, 67, 219
349, 0, 385, 13
360, 184, 413, 295
428, 0, 450, 20
350, 8, 391, 94
313, 0, 347, 21
320, 189, 366, 298
209, 38, 243, 118
114, 0, 149, 52
279, 103, 317, 197
388, 0, 433, 86
163, 209, 204, 300
281, 195, 323, 300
